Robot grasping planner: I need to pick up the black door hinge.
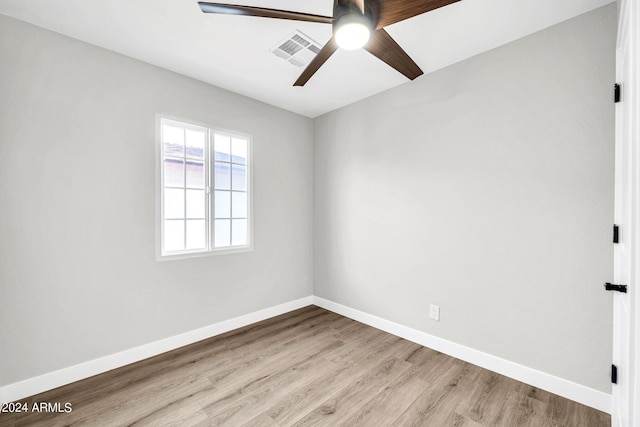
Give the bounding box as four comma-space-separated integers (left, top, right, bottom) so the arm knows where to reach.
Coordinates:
612, 365, 618, 384
615, 84, 621, 103
613, 225, 619, 243
605, 283, 627, 293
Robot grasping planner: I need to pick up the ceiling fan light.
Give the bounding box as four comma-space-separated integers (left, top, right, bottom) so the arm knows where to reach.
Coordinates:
334, 14, 371, 50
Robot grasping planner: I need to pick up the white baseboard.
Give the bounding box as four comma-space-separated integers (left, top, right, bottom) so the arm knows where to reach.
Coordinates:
0, 296, 313, 404
312, 296, 612, 414
1, 295, 612, 415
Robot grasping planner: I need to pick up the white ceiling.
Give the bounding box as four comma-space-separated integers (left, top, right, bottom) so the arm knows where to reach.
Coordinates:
0, 0, 614, 117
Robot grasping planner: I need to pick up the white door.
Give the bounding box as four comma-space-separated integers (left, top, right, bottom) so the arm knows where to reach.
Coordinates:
612, 1, 639, 426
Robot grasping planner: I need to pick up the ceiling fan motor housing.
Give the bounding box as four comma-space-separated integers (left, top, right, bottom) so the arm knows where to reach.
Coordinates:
332, 3, 375, 50
333, 2, 375, 31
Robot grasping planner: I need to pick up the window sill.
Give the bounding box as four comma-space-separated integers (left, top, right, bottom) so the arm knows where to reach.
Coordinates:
156, 245, 253, 261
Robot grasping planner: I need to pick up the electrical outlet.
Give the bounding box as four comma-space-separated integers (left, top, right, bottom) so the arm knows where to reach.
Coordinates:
429, 304, 440, 321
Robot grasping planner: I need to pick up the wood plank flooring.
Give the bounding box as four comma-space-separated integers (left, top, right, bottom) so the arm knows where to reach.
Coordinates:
0, 306, 610, 426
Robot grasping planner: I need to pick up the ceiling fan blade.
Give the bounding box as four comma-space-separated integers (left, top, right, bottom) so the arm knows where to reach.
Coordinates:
353, 0, 366, 13
294, 37, 339, 86
375, 0, 461, 28
364, 28, 423, 80
198, 2, 334, 24
337, 0, 363, 10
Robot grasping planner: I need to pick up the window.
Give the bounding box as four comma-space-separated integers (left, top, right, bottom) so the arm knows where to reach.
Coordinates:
157, 117, 251, 259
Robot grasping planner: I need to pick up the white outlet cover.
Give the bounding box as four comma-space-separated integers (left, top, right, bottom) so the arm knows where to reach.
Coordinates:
429, 304, 440, 321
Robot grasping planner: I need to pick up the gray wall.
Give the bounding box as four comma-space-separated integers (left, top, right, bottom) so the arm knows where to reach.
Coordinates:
0, 15, 313, 385
0, 3, 616, 396
314, 4, 616, 392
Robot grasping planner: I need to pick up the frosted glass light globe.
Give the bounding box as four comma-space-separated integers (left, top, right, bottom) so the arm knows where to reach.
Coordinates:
335, 21, 371, 50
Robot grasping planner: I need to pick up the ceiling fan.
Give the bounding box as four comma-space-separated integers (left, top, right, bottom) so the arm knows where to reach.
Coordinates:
198, 0, 461, 86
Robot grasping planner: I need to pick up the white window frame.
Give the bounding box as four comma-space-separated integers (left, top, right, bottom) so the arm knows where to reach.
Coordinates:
156, 115, 253, 260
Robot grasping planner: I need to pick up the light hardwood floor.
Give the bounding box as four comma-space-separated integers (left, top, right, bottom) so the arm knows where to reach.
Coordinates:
0, 306, 610, 426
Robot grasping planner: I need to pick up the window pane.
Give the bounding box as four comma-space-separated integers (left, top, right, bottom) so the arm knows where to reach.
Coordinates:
231, 191, 247, 218
163, 125, 184, 157
163, 159, 184, 187
164, 188, 184, 219
215, 162, 231, 190
185, 129, 205, 159
231, 137, 247, 165
214, 219, 231, 247
232, 164, 247, 191
160, 119, 252, 256
215, 191, 231, 218
186, 160, 204, 189
186, 219, 206, 249
186, 189, 205, 219
164, 220, 184, 252
214, 134, 231, 162
232, 219, 247, 246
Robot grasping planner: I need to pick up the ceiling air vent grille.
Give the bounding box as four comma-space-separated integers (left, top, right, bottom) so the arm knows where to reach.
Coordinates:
270, 30, 322, 68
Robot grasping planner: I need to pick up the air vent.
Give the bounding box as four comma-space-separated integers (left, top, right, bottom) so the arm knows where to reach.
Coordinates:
279, 40, 303, 56
270, 30, 322, 68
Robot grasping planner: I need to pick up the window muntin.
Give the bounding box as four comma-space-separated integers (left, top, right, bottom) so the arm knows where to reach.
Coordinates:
158, 117, 251, 258
212, 133, 249, 249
